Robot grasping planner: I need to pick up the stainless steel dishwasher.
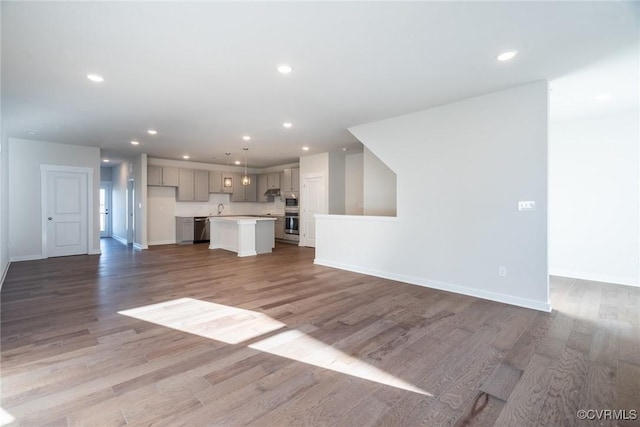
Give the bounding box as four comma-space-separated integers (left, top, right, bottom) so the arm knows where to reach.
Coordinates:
194, 217, 210, 243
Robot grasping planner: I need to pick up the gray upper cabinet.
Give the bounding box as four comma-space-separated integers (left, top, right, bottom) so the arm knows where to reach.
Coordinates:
257, 174, 269, 202
148, 166, 162, 186
148, 166, 179, 187
267, 172, 280, 189
178, 169, 209, 202
282, 168, 300, 193
231, 173, 257, 202
209, 170, 233, 194
194, 170, 209, 202
162, 168, 180, 187
177, 169, 195, 201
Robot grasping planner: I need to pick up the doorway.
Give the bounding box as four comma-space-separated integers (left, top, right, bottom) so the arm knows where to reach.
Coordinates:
100, 182, 112, 238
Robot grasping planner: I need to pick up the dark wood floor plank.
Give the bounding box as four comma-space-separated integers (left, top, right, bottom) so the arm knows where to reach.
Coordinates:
1, 239, 638, 425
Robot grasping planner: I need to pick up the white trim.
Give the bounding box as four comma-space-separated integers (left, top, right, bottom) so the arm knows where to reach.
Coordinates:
40, 165, 94, 258
0, 260, 11, 290
10, 254, 45, 262
315, 258, 552, 313
133, 243, 148, 250
148, 240, 177, 246
112, 235, 128, 245
88, 249, 102, 255
550, 269, 639, 288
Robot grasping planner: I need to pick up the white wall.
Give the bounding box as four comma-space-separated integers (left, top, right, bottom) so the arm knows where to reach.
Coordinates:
328, 151, 345, 215
134, 153, 147, 248
110, 154, 148, 248
363, 147, 397, 216
345, 153, 364, 215
100, 166, 112, 181
8, 138, 101, 260
0, 1, 8, 285
316, 81, 550, 311
549, 111, 639, 286
111, 161, 128, 242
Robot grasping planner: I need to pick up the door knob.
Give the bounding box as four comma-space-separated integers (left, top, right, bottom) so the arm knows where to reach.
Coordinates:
48, 217, 53, 220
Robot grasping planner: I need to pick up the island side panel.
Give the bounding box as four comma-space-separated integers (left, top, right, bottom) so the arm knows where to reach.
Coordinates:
209, 219, 240, 253
237, 220, 257, 257
255, 220, 275, 254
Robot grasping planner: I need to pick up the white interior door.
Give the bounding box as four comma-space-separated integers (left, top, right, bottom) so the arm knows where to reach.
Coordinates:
46, 170, 88, 257
301, 175, 325, 248
100, 182, 112, 238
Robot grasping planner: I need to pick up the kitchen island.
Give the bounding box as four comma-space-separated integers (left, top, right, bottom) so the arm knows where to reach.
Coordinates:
208, 216, 276, 257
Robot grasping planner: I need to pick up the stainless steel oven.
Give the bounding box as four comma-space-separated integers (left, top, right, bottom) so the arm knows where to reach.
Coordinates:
284, 212, 299, 242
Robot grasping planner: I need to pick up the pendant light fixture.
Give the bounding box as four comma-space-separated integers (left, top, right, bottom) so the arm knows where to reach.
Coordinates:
242, 148, 251, 186
223, 153, 233, 188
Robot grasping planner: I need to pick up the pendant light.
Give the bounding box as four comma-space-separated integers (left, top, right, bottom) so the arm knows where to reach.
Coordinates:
242, 148, 251, 186
223, 153, 233, 188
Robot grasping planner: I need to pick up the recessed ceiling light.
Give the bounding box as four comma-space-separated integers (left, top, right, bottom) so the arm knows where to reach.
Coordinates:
130, 140, 140, 146
147, 129, 158, 135
342, 147, 349, 152
497, 51, 518, 62
86, 73, 104, 83
183, 155, 190, 160
595, 93, 612, 101
235, 160, 241, 165
242, 135, 251, 141
302, 146, 310, 151
102, 159, 110, 163
277, 64, 293, 74
26, 129, 38, 135
283, 122, 292, 129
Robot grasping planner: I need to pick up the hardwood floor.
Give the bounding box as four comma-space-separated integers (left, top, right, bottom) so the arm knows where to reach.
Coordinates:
1, 239, 639, 426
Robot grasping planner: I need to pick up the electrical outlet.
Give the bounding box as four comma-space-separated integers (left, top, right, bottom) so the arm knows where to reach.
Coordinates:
498, 266, 507, 277
518, 201, 536, 211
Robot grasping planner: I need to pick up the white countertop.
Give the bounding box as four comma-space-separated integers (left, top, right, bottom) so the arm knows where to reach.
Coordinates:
209, 216, 276, 221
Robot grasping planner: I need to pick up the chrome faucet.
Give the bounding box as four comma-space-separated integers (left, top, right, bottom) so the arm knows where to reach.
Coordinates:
217, 203, 224, 215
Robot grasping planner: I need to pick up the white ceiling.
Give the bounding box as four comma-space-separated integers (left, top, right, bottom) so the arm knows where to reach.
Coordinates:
2, 1, 638, 168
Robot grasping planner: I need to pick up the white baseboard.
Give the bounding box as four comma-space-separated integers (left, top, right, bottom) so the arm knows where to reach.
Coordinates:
315, 258, 552, 312
0, 260, 10, 290
550, 269, 639, 288
133, 243, 148, 250
88, 249, 102, 255
112, 235, 128, 245
148, 240, 176, 246
10, 254, 45, 262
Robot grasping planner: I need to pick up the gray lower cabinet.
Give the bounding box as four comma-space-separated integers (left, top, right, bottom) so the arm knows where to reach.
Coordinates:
274, 216, 284, 240
176, 217, 194, 244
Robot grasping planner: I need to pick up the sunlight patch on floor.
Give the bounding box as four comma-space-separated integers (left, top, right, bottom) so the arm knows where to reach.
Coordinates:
119, 298, 286, 344
119, 298, 431, 396
0, 407, 15, 426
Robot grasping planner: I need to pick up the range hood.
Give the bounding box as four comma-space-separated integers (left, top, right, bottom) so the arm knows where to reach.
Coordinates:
264, 188, 281, 197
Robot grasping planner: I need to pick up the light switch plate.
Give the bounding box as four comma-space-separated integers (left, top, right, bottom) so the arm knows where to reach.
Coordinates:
518, 201, 536, 211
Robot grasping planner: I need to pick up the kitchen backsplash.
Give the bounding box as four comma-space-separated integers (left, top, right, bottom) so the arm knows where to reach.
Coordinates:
174, 193, 286, 217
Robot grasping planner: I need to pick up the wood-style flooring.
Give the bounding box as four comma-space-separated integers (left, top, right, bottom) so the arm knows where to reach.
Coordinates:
1, 239, 639, 426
